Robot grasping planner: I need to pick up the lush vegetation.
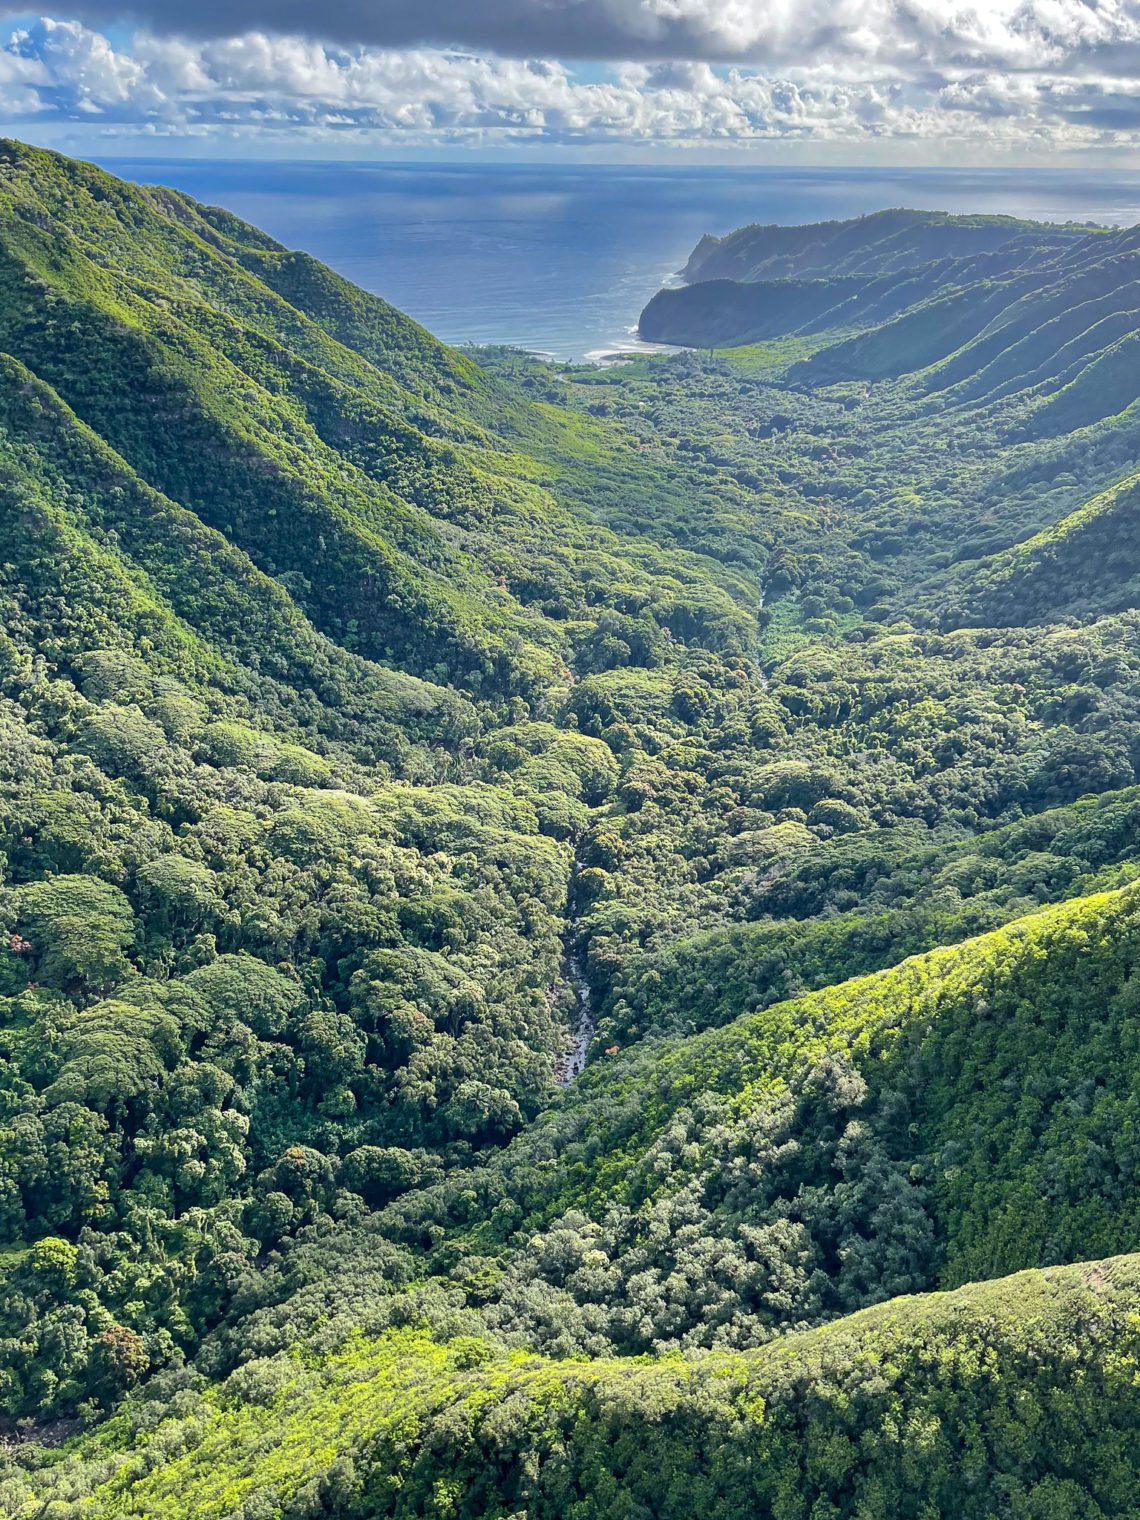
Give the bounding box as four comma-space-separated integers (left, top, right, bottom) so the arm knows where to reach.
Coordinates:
4, 145, 1140, 1513
8, 1256, 1140, 1519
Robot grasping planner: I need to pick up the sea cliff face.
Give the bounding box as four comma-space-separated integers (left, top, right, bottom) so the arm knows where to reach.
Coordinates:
638, 207, 1117, 352
639, 271, 888, 346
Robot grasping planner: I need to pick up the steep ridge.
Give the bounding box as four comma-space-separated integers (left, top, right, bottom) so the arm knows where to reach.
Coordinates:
640, 264, 970, 349
640, 210, 1140, 442
0, 351, 470, 755
605, 782, 1140, 1044
953, 468, 1140, 625
0, 140, 760, 697
680, 208, 1097, 283
10, 1255, 1140, 1518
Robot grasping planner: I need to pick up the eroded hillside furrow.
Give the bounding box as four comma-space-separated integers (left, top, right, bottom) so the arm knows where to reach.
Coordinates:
554, 849, 595, 1085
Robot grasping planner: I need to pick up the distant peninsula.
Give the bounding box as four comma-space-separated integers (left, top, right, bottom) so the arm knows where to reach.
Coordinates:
638, 206, 1117, 353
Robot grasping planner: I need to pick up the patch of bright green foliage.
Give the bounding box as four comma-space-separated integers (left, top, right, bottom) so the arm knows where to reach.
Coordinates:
10, 1256, 1140, 1518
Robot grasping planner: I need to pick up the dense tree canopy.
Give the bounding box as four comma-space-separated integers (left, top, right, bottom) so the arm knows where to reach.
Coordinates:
4, 147, 1140, 1515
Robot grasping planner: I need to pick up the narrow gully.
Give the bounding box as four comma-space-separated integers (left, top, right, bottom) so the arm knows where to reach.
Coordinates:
555, 853, 595, 1085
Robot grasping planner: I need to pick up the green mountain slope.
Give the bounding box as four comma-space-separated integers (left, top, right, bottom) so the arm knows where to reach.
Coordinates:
337, 880, 1140, 1360
640, 211, 1140, 449
0, 140, 759, 699
679, 208, 1097, 283
953, 467, 1140, 625
6, 143, 1140, 1515
10, 1254, 1140, 1519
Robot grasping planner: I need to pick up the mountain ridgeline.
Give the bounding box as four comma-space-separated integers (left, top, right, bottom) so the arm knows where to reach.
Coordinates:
639, 206, 1140, 441
4, 145, 1140, 1514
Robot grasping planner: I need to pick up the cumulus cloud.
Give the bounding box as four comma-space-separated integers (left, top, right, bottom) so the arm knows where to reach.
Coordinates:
3, 12, 1140, 150
32, 0, 1140, 69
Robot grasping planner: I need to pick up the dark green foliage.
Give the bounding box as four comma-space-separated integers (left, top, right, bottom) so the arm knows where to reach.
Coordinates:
336, 882, 1140, 1366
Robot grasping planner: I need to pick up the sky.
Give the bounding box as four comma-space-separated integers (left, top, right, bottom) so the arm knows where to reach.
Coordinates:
2, 1, 1140, 163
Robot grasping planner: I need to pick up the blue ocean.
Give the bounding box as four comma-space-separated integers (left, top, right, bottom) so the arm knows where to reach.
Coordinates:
102, 158, 1140, 361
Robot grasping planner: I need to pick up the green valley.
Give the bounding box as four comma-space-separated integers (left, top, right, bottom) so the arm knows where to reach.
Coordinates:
3, 145, 1140, 1515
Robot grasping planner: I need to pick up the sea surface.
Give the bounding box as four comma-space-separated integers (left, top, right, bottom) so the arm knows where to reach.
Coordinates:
101, 158, 1140, 361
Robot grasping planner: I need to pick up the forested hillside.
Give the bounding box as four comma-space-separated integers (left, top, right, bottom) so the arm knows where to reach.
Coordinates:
5, 144, 1140, 1515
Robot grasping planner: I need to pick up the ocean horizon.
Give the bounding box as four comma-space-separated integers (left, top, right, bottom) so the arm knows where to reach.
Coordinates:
100, 157, 1140, 361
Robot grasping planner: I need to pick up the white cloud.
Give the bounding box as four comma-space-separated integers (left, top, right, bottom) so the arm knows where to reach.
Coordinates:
4, 11, 1140, 151
36, 0, 1140, 71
